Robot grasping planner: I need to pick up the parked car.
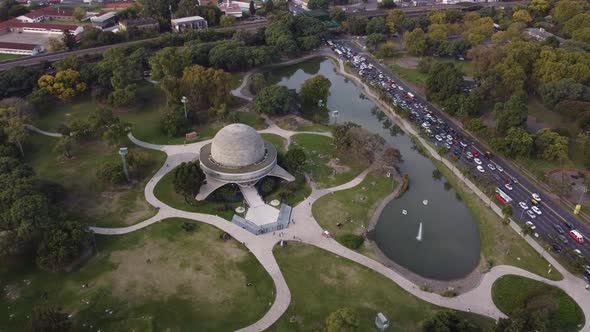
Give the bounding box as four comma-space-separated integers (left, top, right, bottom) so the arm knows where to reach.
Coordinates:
487, 164, 496, 171
553, 224, 565, 234
496, 165, 503, 172
559, 234, 569, 244
552, 243, 562, 253
527, 210, 536, 219
532, 193, 541, 201
505, 184, 513, 191
474, 158, 482, 165
477, 165, 485, 173
519, 202, 528, 210
525, 221, 536, 230
531, 206, 542, 215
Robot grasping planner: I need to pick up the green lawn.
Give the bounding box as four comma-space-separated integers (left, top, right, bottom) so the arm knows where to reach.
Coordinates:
387, 64, 428, 87
0, 53, 24, 61
419, 137, 562, 281
492, 275, 584, 331
291, 134, 365, 188
312, 173, 396, 256
153, 165, 241, 220
269, 243, 494, 331
0, 218, 274, 332
261, 133, 288, 154
24, 133, 166, 228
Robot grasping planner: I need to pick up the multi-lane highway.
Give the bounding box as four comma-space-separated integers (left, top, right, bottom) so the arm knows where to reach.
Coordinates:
329, 39, 590, 278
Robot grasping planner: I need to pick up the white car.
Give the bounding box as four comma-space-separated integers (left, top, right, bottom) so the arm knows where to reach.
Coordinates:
487, 164, 496, 171
527, 210, 536, 219
519, 202, 528, 210
505, 184, 513, 191
531, 206, 542, 215
525, 221, 536, 230
477, 165, 485, 173
532, 193, 541, 201
435, 135, 442, 141
496, 165, 503, 172
474, 158, 482, 165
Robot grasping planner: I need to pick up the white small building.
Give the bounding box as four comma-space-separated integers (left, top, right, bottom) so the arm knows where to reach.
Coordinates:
171, 16, 208, 32
90, 12, 117, 29
0, 42, 44, 55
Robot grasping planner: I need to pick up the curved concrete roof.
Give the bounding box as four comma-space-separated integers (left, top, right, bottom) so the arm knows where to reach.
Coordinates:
210, 123, 266, 167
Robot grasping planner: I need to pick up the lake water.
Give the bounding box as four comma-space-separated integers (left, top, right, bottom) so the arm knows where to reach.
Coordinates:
267, 57, 481, 280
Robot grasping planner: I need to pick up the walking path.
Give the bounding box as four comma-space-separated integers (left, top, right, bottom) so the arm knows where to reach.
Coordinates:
86, 54, 590, 331
24, 124, 63, 137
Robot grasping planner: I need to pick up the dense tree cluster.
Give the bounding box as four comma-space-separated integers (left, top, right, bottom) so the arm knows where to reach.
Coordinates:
173, 161, 205, 201
265, 11, 326, 54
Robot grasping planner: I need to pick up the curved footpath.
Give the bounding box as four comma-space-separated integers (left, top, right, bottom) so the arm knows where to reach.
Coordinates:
29, 52, 589, 331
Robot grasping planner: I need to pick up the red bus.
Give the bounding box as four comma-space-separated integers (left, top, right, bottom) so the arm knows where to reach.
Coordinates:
569, 230, 584, 244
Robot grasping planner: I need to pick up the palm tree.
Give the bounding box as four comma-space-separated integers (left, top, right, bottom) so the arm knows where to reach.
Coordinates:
522, 223, 533, 236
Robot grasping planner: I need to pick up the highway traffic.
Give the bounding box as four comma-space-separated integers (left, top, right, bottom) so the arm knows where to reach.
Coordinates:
326, 39, 590, 280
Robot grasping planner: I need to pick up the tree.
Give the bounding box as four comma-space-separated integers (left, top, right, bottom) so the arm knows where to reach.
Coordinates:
562, 12, 590, 37
282, 147, 306, 173
300, 75, 331, 107
365, 33, 387, 50
45, 37, 64, 52
72, 6, 85, 21
173, 161, 205, 201
29, 306, 71, 332
249, 0, 256, 15
502, 204, 513, 218
512, 10, 533, 24
37, 69, 87, 101
423, 311, 475, 332
386, 9, 405, 34
96, 161, 125, 185
220, 15, 236, 27
181, 65, 232, 112
149, 47, 192, 80
62, 30, 77, 50
377, 0, 395, 9
528, 0, 549, 17
108, 84, 138, 108
36, 220, 89, 271
252, 85, 297, 115
322, 308, 359, 332
307, 0, 328, 9
160, 106, 188, 137
250, 73, 267, 94
348, 16, 368, 36
260, 177, 275, 194
403, 28, 427, 56
264, 0, 274, 13
53, 136, 75, 159
504, 127, 533, 157
426, 62, 464, 102
534, 128, 569, 161
539, 78, 589, 107
366, 17, 387, 35
0, 107, 28, 156
427, 23, 449, 42
552, 0, 588, 24
329, 7, 346, 22
494, 90, 528, 134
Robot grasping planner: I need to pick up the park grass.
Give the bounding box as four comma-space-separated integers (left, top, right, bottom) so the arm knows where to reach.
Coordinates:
269, 243, 494, 332
230, 72, 245, 89
0, 53, 24, 61
23, 133, 166, 228
417, 137, 562, 281
0, 218, 275, 332
261, 133, 288, 154
312, 173, 396, 257
387, 63, 428, 87
153, 164, 240, 220
290, 134, 364, 188
492, 275, 584, 331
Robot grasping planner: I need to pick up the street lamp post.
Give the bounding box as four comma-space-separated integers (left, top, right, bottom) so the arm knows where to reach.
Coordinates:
181, 96, 188, 119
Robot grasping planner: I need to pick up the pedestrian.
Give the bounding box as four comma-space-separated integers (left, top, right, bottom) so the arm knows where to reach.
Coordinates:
273, 231, 275, 236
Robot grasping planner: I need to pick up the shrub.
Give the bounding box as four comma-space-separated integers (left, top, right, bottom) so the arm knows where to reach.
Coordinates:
338, 234, 365, 249
440, 287, 457, 297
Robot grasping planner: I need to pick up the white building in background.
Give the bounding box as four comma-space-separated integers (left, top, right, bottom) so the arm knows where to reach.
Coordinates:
0, 42, 44, 55
171, 15, 208, 32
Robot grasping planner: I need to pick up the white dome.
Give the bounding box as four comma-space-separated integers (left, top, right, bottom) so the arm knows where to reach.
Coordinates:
210, 124, 266, 167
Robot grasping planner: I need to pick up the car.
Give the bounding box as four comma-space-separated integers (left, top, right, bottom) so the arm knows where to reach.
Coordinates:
511, 176, 519, 184
564, 221, 575, 229
573, 249, 583, 257
435, 135, 442, 141
459, 141, 468, 148
466, 151, 473, 158
530, 199, 539, 205
477, 165, 485, 173
527, 210, 536, 219
505, 184, 513, 191
584, 265, 590, 274
552, 243, 563, 253
525, 221, 536, 230
496, 165, 504, 172
532, 193, 541, 201
531, 206, 542, 215
487, 164, 496, 171
472, 150, 479, 157
559, 234, 569, 244
554, 224, 565, 234
519, 202, 528, 210
446, 135, 453, 141
474, 158, 482, 165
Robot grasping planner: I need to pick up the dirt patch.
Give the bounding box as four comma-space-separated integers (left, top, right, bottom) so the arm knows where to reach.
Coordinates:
546, 169, 590, 206
99, 237, 248, 305
273, 115, 314, 130
526, 115, 553, 133
3, 284, 21, 300
394, 57, 420, 69
327, 158, 350, 175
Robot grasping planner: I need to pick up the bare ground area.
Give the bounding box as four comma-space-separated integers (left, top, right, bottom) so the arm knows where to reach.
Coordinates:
273, 115, 315, 131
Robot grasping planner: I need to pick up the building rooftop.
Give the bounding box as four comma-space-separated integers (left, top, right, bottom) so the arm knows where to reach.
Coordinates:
171, 15, 206, 24
0, 42, 39, 50
91, 12, 117, 23
210, 123, 266, 168
0, 19, 79, 31
20, 7, 73, 19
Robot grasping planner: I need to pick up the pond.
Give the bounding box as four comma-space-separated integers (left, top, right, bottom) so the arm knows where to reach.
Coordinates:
267, 57, 481, 280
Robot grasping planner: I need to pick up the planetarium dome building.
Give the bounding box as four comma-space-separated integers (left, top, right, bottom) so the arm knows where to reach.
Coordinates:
196, 123, 295, 200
